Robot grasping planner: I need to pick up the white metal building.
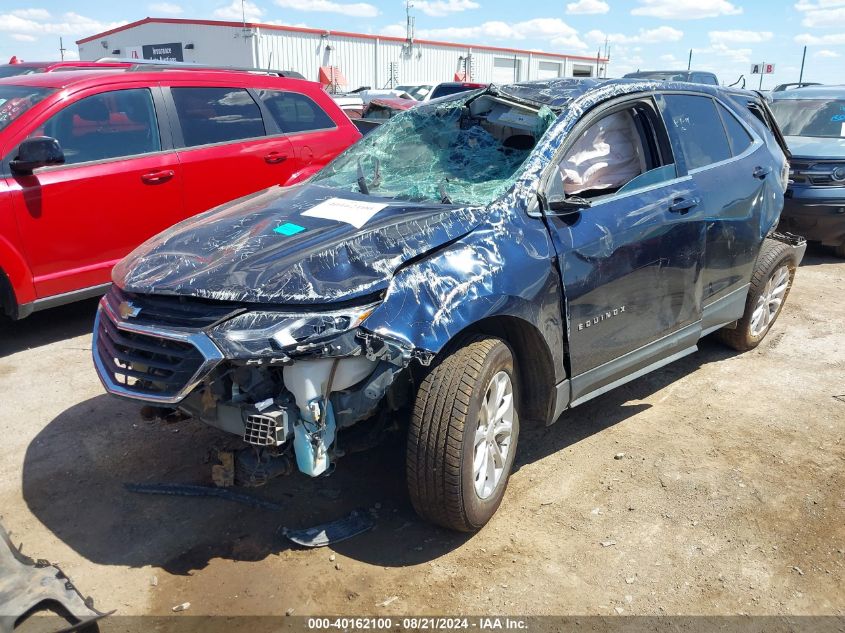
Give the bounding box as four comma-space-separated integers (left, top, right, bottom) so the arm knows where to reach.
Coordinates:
77, 18, 609, 89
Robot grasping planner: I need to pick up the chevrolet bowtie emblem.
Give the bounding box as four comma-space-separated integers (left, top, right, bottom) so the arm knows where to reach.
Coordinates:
118, 300, 142, 319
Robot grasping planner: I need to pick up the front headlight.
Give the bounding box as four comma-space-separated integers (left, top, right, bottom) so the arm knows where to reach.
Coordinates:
208, 303, 379, 359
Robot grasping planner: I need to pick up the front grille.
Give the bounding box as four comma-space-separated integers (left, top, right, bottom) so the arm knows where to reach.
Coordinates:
95, 311, 206, 398
789, 159, 845, 186
105, 286, 244, 331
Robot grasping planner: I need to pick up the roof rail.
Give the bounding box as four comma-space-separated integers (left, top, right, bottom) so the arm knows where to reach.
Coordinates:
95, 57, 306, 78
131, 63, 305, 78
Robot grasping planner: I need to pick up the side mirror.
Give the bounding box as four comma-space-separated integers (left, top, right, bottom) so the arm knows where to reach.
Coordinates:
10, 137, 65, 175
545, 193, 591, 214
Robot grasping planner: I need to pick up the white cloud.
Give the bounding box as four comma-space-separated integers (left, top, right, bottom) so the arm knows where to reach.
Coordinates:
815, 48, 841, 56
274, 0, 379, 17
586, 26, 683, 45
11, 9, 51, 20
631, 0, 741, 19
707, 42, 752, 63
414, 0, 480, 17
709, 30, 773, 44
149, 2, 184, 15
0, 11, 124, 36
794, 0, 845, 27
795, 31, 845, 44
566, 0, 610, 15
659, 53, 680, 62
10, 33, 37, 41
413, 17, 587, 49
796, 5, 845, 26
213, 0, 264, 20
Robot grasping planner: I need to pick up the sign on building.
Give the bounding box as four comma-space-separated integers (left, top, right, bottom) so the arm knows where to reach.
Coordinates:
141, 43, 183, 62
751, 63, 775, 75
124, 46, 142, 60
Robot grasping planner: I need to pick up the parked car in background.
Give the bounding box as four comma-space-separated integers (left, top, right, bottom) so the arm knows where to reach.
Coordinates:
423, 81, 488, 101
362, 97, 417, 120
772, 82, 822, 92
330, 94, 365, 118
395, 83, 434, 100
352, 89, 414, 104
0, 68, 360, 320
0, 60, 133, 78
769, 85, 845, 256
623, 70, 720, 86
94, 78, 802, 532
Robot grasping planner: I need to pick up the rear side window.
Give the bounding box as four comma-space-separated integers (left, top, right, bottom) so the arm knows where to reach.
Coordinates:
172, 87, 265, 147
34, 88, 160, 165
717, 102, 753, 156
663, 95, 732, 170
257, 90, 335, 133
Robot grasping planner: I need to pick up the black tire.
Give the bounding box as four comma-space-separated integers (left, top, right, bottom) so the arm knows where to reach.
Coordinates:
406, 335, 519, 532
716, 238, 797, 351
834, 242, 845, 258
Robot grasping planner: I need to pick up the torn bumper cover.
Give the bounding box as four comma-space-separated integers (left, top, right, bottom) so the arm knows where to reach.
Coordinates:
92, 285, 427, 478
0, 523, 107, 633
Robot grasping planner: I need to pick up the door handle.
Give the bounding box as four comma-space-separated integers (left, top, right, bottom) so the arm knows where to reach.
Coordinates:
669, 197, 699, 214
753, 166, 772, 180
141, 169, 175, 185
264, 151, 288, 164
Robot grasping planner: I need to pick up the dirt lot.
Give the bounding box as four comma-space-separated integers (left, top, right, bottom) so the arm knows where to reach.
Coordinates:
0, 245, 843, 620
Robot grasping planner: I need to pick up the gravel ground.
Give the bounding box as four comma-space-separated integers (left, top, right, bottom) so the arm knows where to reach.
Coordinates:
0, 244, 842, 619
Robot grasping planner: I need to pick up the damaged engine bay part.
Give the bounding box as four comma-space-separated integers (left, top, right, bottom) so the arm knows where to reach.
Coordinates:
281, 510, 375, 548
94, 78, 805, 532
0, 522, 109, 633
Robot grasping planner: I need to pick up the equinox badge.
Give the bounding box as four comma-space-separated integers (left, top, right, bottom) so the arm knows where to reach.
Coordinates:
578, 306, 626, 331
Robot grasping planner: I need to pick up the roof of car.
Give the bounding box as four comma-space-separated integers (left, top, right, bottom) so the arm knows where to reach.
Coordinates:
771, 85, 845, 100
0, 68, 324, 91
495, 77, 736, 109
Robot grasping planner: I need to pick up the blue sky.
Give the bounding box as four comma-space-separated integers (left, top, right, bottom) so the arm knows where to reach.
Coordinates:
1, 0, 843, 87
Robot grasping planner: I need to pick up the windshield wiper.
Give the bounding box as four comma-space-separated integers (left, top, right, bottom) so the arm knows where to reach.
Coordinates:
439, 179, 453, 204
357, 157, 381, 195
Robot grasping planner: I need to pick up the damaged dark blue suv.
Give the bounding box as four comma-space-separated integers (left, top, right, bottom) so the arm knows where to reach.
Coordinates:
93, 79, 805, 531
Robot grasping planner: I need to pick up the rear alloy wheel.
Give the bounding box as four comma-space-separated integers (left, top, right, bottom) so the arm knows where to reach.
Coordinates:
406, 335, 519, 532
716, 239, 796, 351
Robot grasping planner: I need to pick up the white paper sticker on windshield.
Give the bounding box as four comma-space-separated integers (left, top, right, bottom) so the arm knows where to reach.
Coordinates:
301, 198, 388, 229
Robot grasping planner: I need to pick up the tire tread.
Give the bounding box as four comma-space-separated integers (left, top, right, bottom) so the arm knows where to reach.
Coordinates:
407, 335, 503, 531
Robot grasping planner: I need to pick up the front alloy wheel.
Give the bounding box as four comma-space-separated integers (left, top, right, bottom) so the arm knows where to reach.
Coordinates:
473, 371, 515, 500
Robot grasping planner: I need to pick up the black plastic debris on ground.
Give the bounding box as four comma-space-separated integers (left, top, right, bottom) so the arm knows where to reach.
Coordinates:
0, 521, 109, 633
282, 510, 374, 548
124, 482, 284, 511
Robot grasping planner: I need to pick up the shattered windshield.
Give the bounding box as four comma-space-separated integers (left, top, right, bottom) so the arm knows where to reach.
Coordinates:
770, 99, 845, 139
314, 97, 556, 206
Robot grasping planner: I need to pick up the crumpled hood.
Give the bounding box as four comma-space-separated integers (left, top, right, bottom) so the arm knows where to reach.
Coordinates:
786, 135, 845, 160
114, 184, 483, 305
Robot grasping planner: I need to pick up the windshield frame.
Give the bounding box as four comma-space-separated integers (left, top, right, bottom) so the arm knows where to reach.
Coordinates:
770, 98, 845, 139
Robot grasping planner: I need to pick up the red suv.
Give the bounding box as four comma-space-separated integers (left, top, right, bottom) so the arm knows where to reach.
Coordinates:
0, 68, 360, 319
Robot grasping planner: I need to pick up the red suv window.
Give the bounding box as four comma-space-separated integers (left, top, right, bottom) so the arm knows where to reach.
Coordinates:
256, 90, 336, 133
171, 87, 265, 147
33, 88, 161, 165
